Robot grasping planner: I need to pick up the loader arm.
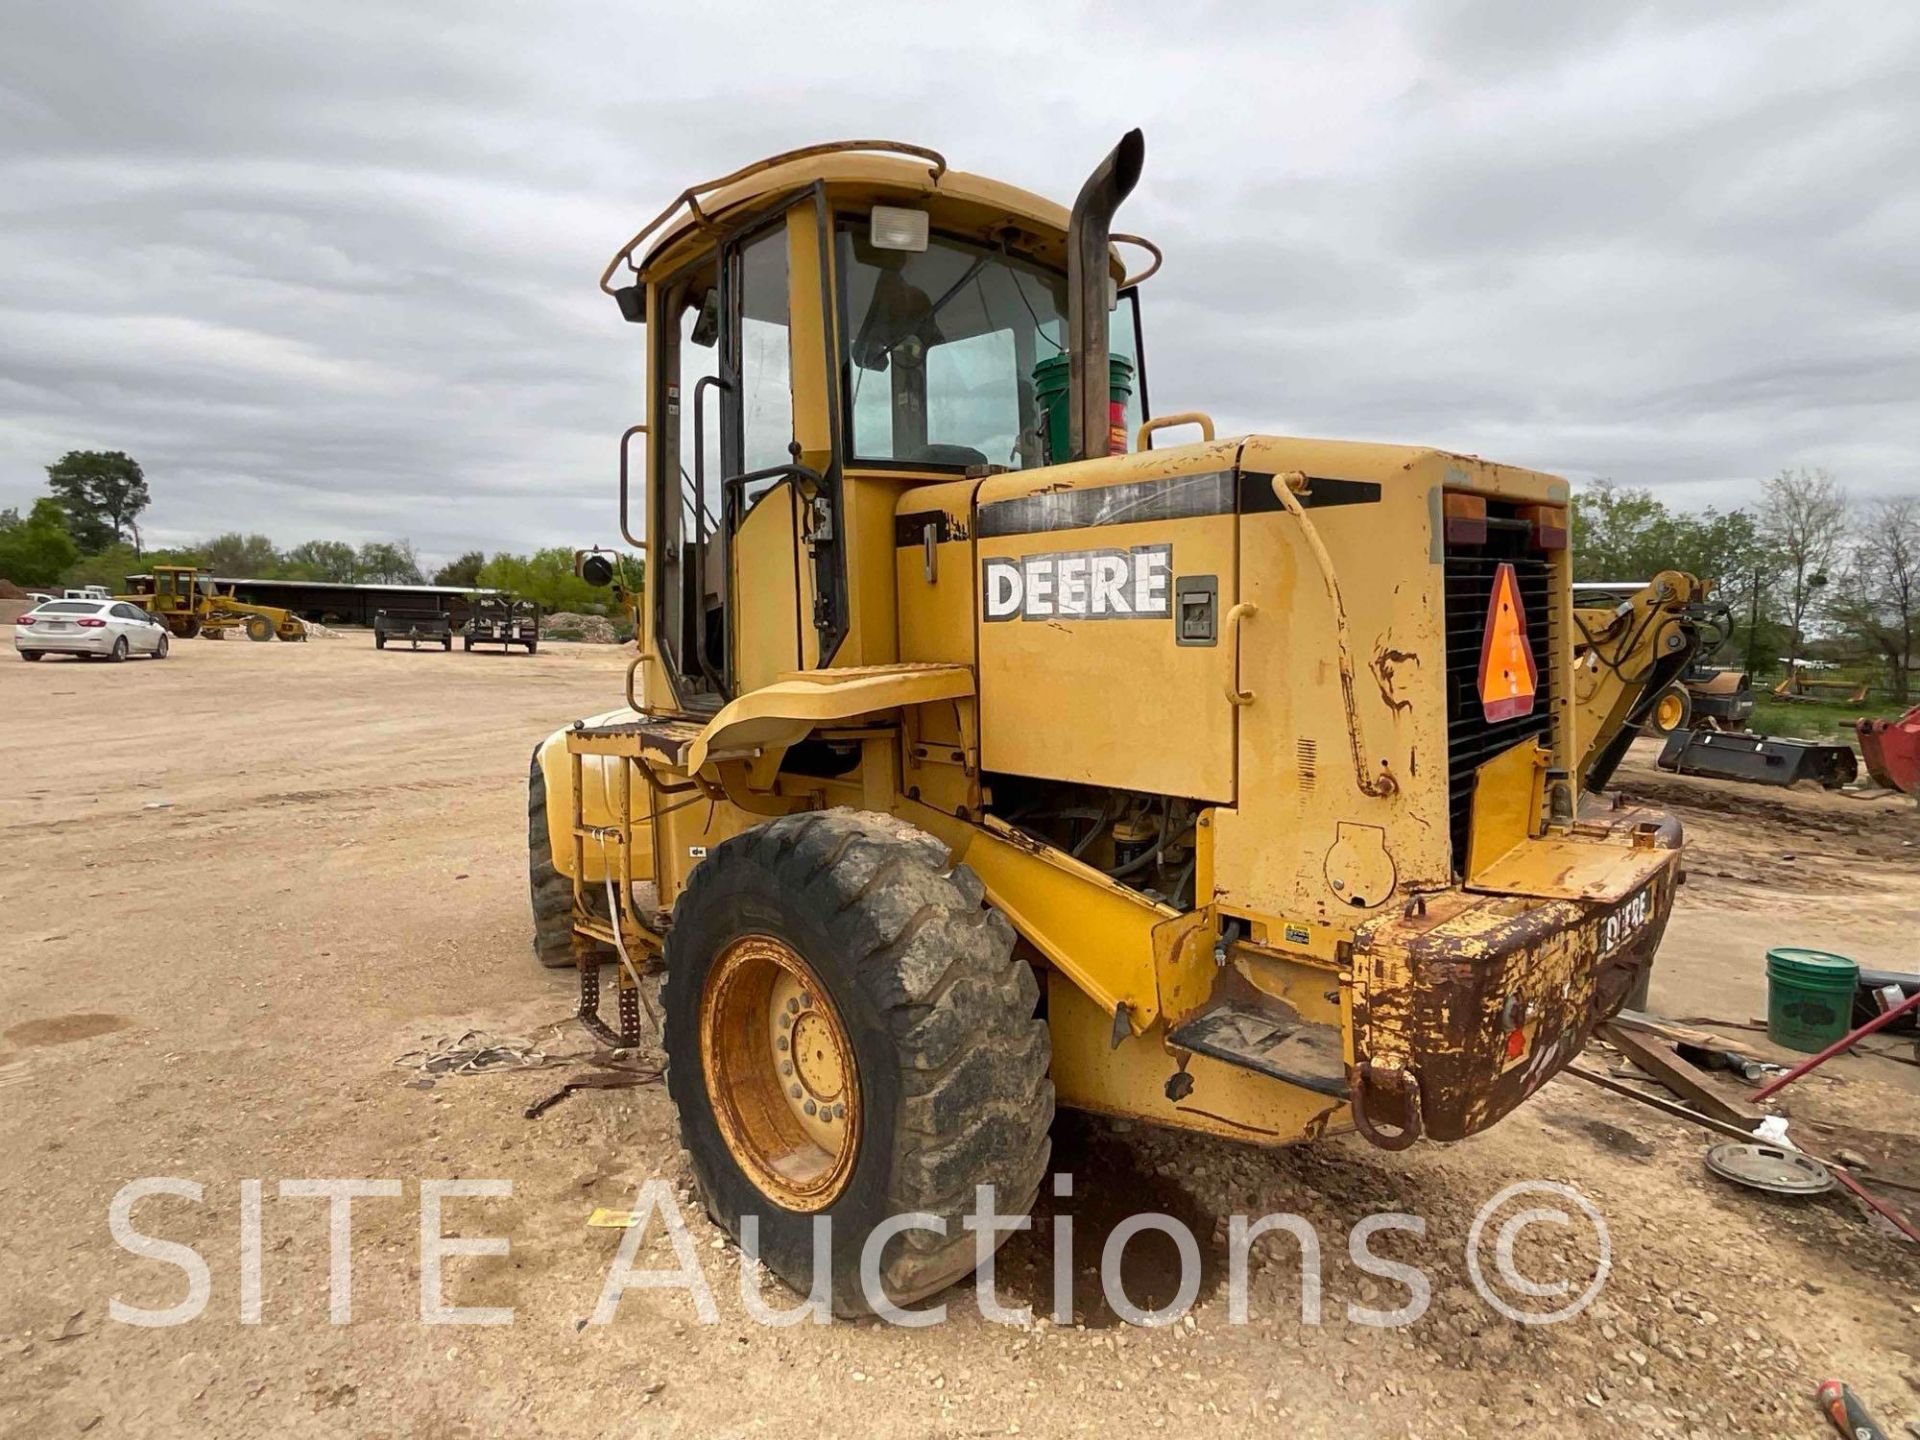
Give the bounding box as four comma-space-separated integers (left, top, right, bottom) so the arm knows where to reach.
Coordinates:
1571, 571, 1707, 792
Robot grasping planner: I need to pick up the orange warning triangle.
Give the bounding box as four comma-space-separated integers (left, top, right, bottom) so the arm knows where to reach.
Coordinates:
1477, 562, 1538, 723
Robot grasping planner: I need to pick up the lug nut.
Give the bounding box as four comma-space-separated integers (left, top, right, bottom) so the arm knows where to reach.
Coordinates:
786, 997, 799, 1014
789, 1085, 802, 1099
779, 1013, 792, 1029
777, 1036, 788, 1051
781, 1061, 793, 1076
804, 1099, 817, 1116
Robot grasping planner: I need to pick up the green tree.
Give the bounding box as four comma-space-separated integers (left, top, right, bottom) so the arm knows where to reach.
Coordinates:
45, 451, 150, 552
357, 540, 423, 584
477, 548, 622, 613
432, 550, 486, 588
1570, 479, 1772, 665
0, 498, 80, 587
199, 532, 282, 577
278, 540, 362, 582
60, 542, 145, 593
1832, 497, 1920, 704
1760, 467, 1848, 665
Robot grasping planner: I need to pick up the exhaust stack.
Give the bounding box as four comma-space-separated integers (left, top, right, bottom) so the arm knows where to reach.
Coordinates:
1066, 129, 1145, 463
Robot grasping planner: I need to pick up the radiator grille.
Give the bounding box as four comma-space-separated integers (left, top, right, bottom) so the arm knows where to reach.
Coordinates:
1443, 506, 1556, 872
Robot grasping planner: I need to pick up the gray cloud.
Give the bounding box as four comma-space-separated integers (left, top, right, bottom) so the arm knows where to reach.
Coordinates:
2, 1, 1915, 564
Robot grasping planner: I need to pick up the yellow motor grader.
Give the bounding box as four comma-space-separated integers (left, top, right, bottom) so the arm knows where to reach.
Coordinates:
528, 134, 1682, 1312
121, 565, 306, 642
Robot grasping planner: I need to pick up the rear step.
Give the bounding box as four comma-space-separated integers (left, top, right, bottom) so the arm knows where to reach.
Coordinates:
1167, 1001, 1349, 1099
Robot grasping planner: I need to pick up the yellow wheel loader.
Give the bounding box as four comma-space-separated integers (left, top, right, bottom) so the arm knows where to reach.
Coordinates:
121, 565, 306, 642
1572, 578, 1753, 764
527, 134, 1683, 1314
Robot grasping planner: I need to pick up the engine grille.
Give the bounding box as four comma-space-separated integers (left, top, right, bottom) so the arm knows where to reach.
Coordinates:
1442, 505, 1556, 872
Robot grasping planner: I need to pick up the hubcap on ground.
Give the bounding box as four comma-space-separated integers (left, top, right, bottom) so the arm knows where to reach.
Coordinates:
699, 935, 859, 1211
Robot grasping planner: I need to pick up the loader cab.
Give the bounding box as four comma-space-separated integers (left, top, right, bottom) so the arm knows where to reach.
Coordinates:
626, 152, 1147, 715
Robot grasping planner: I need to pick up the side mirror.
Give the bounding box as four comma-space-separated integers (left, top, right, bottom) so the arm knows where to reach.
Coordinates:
581, 553, 615, 588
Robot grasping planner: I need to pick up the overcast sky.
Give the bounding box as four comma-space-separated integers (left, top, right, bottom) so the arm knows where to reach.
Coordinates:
3, 1, 1916, 566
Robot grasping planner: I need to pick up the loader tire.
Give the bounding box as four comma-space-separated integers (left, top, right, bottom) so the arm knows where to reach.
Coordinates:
245, 615, 274, 643
1647, 684, 1692, 736
528, 749, 592, 969
663, 809, 1052, 1316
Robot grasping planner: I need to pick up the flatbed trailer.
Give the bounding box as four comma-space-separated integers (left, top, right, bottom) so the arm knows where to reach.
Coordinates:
464, 597, 540, 653
373, 608, 453, 651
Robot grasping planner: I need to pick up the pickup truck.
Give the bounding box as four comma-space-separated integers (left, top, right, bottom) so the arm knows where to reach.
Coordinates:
373, 608, 453, 651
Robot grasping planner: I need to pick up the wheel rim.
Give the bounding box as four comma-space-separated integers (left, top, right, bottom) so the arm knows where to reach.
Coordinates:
699, 935, 860, 1211
1655, 692, 1684, 730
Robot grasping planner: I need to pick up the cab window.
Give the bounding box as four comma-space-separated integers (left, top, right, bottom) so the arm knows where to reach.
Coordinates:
837, 219, 1141, 470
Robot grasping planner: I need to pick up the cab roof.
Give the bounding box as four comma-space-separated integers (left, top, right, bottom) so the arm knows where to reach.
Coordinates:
601, 141, 1150, 292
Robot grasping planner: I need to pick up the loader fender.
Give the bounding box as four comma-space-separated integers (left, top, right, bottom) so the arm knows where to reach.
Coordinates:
532, 708, 656, 885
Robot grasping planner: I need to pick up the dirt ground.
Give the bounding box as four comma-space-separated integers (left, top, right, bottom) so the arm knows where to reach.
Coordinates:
2, 632, 1917, 1439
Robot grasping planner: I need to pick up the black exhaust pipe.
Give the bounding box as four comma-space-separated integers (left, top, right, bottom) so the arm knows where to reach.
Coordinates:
1066, 129, 1144, 463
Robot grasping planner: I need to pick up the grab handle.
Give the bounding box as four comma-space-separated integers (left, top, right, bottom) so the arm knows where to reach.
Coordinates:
1137, 412, 1216, 450
618, 424, 649, 552
1223, 601, 1257, 707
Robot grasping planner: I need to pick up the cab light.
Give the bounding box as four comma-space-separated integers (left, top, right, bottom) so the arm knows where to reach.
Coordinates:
869, 205, 929, 253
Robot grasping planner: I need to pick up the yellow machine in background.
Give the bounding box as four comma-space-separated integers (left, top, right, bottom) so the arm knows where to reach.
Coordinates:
121, 565, 306, 642
526, 134, 1682, 1313
1571, 571, 1709, 790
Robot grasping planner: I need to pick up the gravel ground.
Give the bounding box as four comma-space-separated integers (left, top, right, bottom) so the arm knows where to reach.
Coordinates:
1, 633, 1915, 1438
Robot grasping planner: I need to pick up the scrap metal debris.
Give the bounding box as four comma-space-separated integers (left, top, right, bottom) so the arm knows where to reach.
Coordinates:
392, 1019, 664, 1119
393, 1029, 575, 1076
524, 1049, 665, 1118
1703, 1141, 1835, 1197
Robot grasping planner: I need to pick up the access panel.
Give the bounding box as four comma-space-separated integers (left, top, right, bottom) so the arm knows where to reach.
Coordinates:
974, 460, 1240, 802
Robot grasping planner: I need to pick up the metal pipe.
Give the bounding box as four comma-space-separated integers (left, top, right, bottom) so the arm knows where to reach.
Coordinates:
1066, 130, 1144, 462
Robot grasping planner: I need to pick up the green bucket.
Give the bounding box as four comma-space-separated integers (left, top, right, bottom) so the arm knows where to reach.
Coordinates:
1765, 948, 1859, 1053
1033, 354, 1134, 465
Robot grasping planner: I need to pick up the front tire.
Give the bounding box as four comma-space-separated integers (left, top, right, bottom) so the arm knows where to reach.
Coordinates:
663, 809, 1052, 1316
526, 750, 614, 969
153, 635, 169, 660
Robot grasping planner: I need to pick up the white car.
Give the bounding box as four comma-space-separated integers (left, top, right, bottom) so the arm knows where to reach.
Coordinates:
14, 599, 171, 662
